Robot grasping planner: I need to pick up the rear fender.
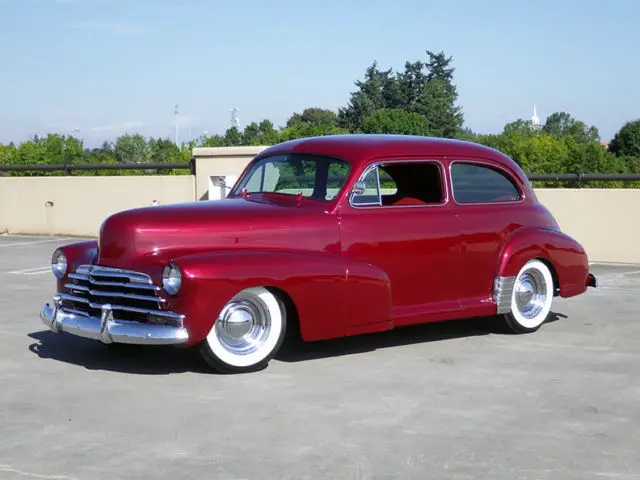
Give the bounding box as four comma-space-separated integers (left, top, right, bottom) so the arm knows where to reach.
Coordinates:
168, 250, 391, 344
494, 228, 592, 313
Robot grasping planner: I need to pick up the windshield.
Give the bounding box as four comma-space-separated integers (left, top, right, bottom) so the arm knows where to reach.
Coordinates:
230, 153, 351, 201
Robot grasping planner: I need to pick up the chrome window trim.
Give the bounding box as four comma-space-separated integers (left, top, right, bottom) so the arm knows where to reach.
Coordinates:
348, 158, 449, 210
448, 159, 526, 206
349, 164, 382, 207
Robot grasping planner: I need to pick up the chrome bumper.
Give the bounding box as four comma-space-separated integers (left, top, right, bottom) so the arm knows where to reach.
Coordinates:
40, 296, 189, 345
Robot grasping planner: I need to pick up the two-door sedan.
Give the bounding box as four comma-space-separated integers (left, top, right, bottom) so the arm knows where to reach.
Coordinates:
40, 134, 597, 373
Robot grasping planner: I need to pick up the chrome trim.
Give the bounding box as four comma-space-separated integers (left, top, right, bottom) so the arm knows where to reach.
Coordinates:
58, 264, 184, 339
68, 273, 161, 291
215, 295, 273, 356
351, 180, 366, 195
77, 264, 153, 284
493, 275, 516, 314
64, 283, 164, 304
57, 292, 180, 319
52, 249, 67, 279
348, 158, 449, 209
66, 265, 164, 310
349, 164, 381, 207
448, 159, 526, 206
514, 268, 547, 319
40, 296, 189, 345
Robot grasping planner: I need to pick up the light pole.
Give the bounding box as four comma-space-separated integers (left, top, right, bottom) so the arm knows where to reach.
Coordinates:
174, 104, 179, 145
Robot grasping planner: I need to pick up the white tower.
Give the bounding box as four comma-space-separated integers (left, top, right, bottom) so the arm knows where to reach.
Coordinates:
531, 104, 541, 130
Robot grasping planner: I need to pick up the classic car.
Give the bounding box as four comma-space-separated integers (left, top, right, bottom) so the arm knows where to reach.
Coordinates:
40, 134, 597, 373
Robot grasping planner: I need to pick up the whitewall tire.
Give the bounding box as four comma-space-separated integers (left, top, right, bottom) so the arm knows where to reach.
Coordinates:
502, 259, 554, 333
199, 287, 287, 374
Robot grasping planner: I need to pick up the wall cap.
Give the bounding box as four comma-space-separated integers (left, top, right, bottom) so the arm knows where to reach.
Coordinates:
193, 146, 268, 157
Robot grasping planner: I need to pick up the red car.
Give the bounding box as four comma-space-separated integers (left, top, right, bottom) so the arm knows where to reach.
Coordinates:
40, 134, 597, 373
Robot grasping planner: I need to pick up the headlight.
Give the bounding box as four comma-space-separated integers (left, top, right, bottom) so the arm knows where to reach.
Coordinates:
51, 249, 67, 279
162, 263, 182, 295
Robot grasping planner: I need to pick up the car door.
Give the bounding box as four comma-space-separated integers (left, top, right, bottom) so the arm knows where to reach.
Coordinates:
447, 158, 530, 315
337, 158, 463, 328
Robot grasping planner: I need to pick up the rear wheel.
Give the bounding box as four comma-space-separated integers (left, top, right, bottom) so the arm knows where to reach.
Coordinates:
198, 287, 287, 374
502, 259, 554, 333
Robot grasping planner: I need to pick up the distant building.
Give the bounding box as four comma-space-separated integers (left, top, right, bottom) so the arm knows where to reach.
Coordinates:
531, 104, 541, 130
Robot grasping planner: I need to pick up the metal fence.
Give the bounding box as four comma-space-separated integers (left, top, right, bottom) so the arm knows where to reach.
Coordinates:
0, 161, 196, 175
1, 162, 640, 186
527, 173, 640, 182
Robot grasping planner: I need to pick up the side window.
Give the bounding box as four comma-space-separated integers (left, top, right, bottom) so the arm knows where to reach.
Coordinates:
450, 162, 521, 204
351, 166, 381, 206
350, 161, 446, 207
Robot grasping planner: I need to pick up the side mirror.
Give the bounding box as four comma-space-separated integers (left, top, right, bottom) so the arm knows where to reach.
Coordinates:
352, 180, 366, 196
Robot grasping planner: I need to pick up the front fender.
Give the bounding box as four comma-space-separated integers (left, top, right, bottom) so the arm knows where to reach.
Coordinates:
168, 250, 392, 344
497, 227, 591, 298
55, 240, 98, 290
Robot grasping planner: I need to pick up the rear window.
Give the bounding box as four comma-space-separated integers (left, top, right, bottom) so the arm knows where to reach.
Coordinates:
450, 162, 521, 203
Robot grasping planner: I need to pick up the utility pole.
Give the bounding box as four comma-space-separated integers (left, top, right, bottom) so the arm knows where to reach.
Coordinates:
231, 107, 240, 129
174, 104, 179, 145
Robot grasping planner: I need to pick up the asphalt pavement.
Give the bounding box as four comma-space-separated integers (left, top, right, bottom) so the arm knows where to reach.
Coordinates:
1, 234, 639, 480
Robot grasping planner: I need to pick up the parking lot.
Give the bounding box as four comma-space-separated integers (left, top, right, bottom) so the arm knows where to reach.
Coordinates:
1, 234, 639, 480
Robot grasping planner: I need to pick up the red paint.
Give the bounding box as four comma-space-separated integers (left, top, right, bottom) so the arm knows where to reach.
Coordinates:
52, 135, 595, 347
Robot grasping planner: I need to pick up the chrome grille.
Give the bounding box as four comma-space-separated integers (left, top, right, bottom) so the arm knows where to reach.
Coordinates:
61, 265, 183, 326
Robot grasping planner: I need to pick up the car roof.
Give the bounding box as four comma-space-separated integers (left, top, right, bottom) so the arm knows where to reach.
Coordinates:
256, 134, 526, 181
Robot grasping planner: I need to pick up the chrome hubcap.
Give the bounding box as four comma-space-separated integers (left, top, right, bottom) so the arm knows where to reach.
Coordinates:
215, 297, 271, 355
515, 269, 547, 319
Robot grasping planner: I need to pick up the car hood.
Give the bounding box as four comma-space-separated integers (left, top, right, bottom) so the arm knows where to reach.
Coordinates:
96, 197, 339, 273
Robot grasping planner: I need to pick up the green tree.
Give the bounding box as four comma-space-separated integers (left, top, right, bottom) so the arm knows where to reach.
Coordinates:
337, 49, 464, 137
542, 111, 600, 144
0, 142, 17, 165
149, 138, 181, 163
417, 51, 464, 138
241, 120, 282, 145
280, 122, 348, 141
286, 108, 338, 128
337, 62, 396, 131
223, 126, 243, 146
387, 61, 428, 110
609, 119, 640, 157
503, 119, 538, 136
115, 134, 151, 164
361, 108, 429, 135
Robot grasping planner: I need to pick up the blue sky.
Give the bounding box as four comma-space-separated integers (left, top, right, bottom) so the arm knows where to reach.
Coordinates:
0, 0, 637, 147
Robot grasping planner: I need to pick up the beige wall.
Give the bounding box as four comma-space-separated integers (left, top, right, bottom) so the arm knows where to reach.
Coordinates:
0, 175, 195, 237
535, 189, 639, 265
0, 146, 637, 264
193, 146, 267, 200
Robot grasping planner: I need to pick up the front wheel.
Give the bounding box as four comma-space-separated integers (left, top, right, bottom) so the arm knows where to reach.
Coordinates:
502, 259, 554, 334
198, 287, 287, 374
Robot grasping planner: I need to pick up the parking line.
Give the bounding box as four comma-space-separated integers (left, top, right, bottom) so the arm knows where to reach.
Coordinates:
0, 238, 73, 247
9, 266, 52, 275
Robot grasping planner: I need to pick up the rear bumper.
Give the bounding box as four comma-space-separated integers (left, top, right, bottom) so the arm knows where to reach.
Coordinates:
586, 273, 597, 288
40, 296, 189, 345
